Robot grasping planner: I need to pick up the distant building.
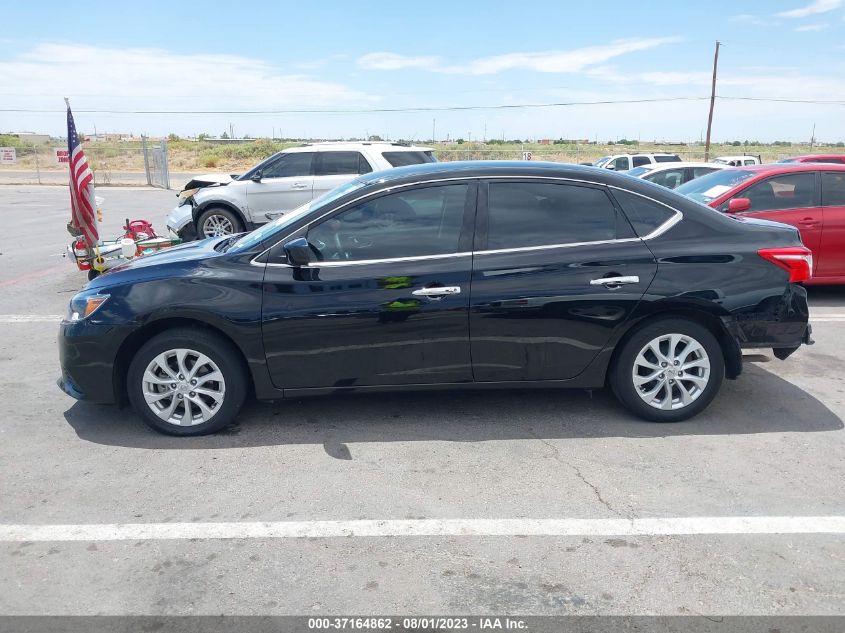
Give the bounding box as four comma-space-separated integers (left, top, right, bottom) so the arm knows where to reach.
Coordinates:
537, 139, 552, 145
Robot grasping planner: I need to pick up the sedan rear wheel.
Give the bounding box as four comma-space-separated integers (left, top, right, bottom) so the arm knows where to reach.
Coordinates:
127, 328, 247, 435
610, 318, 724, 422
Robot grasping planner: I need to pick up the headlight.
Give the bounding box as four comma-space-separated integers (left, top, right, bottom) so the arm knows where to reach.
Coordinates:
67, 292, 110, 321
178, 188, 199, 206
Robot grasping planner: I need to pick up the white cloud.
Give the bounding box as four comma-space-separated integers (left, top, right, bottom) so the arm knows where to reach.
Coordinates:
795, 22, 830, 30
357, 52, 440, 70
1, 43, 375, 107
775, 0, 842, 18
730, 13, 781, 26
357, 37, 681, 76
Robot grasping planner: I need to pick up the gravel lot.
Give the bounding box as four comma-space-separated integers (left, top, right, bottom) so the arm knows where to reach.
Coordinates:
1, 186, 844, 620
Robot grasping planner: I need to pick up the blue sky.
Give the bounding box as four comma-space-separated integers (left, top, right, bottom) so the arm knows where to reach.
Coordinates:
1, 0, 844, 141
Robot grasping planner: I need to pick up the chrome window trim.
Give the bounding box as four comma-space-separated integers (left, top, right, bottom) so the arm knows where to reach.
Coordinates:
473, 237, 642, 257
250, 175, 684, 267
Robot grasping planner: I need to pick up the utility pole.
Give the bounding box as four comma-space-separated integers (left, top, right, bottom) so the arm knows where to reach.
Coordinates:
810, 123, 816, 149
432, 118, 436, 143
704, 40, 721, 162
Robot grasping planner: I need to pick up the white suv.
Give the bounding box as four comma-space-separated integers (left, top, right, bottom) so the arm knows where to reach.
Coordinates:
167, 142, 436, 240
593, 153, 681, 171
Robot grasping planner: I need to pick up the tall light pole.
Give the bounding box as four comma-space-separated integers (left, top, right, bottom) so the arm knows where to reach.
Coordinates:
704, 40, 721, 162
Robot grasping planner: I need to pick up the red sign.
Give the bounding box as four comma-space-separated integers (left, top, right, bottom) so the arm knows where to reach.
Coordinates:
55, 148, 70, 165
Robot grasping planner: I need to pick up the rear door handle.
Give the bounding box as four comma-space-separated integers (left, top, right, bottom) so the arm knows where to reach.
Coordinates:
590, 276, 640, 287
291, 182, 309, 190
412, 286, 461, 298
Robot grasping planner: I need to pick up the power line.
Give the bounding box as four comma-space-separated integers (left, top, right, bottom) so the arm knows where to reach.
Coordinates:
0, 97, 708, 115
718, 96, 845, 106
1, 95, 844, 117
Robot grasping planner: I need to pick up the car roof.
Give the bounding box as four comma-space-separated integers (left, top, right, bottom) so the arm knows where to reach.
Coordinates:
354, 160, 677, 193
726, 162, 845, 174
641, 161, 726, 171
284, 142, 433, 153
780, 154, 844, 161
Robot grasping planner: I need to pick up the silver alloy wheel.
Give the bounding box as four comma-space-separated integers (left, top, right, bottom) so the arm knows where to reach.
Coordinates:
201, 214, 235, 238
632, 333, 711, 411
142, 348, 226, 426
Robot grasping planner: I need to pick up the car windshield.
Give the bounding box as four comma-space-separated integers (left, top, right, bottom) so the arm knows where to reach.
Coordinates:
675, 169, 756, 204
594, 156, 611, 167
626, 166, 653, 177
229, 179, 368, 252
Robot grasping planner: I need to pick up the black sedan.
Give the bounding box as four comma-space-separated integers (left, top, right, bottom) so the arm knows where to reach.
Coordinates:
59, 161, 813, 435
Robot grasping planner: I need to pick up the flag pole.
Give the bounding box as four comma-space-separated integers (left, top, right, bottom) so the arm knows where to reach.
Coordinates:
65, 97, 103, 270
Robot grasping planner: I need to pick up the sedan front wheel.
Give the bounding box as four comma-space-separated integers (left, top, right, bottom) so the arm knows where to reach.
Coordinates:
127, 328, 247, 435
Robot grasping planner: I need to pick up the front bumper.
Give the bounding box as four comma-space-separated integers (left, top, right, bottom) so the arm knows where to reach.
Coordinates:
166, 203, 197, 241
58, 319, 131, 404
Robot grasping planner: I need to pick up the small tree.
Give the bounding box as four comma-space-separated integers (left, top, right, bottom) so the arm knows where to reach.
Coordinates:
221, 131, 230, 139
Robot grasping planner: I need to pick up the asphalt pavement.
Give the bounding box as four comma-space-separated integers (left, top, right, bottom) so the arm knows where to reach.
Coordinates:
0, 186, 843, 620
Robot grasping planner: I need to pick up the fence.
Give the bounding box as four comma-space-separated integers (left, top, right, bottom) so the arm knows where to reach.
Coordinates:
141, 137, 170, 189
0, 142, 173, 187
0, 140, 828, 186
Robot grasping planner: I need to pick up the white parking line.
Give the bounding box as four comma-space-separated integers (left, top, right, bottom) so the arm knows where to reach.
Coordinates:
0, 315, 64, 323
0, 516, 843, 542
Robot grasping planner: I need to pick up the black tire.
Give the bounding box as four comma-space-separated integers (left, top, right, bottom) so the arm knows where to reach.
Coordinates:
127, 328, 247, 436
197, 207, 244, 239
610, 318, 725, 423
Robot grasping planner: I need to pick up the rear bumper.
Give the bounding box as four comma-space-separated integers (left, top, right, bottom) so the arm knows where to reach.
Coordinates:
733, 284, 812, 356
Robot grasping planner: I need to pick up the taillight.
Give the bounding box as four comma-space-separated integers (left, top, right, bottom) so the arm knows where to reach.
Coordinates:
757, 246, 813, 283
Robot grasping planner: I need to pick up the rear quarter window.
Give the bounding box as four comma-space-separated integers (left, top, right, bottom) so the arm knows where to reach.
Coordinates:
612, 189, 677, 237
382, 151, 436, 167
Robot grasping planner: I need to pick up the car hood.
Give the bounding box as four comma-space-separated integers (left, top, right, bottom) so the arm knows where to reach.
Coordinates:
182, 172, 234, 190
86, 237, 227, 289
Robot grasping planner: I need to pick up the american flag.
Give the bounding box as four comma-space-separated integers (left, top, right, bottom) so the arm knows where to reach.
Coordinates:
67, 105, 99, 247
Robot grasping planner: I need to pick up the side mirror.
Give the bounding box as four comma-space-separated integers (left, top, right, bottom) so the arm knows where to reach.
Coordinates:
727, 197, 752, 214
283, 237, 313, 267
251, 170, 262, 183
605, 164, 616, 170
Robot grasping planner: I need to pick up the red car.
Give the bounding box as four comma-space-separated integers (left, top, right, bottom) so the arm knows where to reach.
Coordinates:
676, 164, 845, 284
779, 154, 845, 164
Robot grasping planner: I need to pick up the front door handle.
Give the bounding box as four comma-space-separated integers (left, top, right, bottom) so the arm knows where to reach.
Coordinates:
412, 286, 461, 298
291, 182, 309, 190
590, 276, 640, 287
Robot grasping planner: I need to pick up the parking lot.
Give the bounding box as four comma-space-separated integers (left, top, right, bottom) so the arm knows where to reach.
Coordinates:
1, 185, 844, 618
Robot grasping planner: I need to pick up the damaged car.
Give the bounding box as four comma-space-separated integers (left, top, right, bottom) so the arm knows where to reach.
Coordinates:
166, 142, 436, 241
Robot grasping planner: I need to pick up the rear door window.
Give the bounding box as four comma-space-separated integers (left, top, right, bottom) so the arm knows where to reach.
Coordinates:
739, 173, 817, 211
485, 182, 617, 249
382, 151, 437, 167
654, 155, 681, 163
632, 155, 651, 168
822, 172, 845, 206
645, 167, 685, 189
691, 166, 719, 179
314, 151, 368, 176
